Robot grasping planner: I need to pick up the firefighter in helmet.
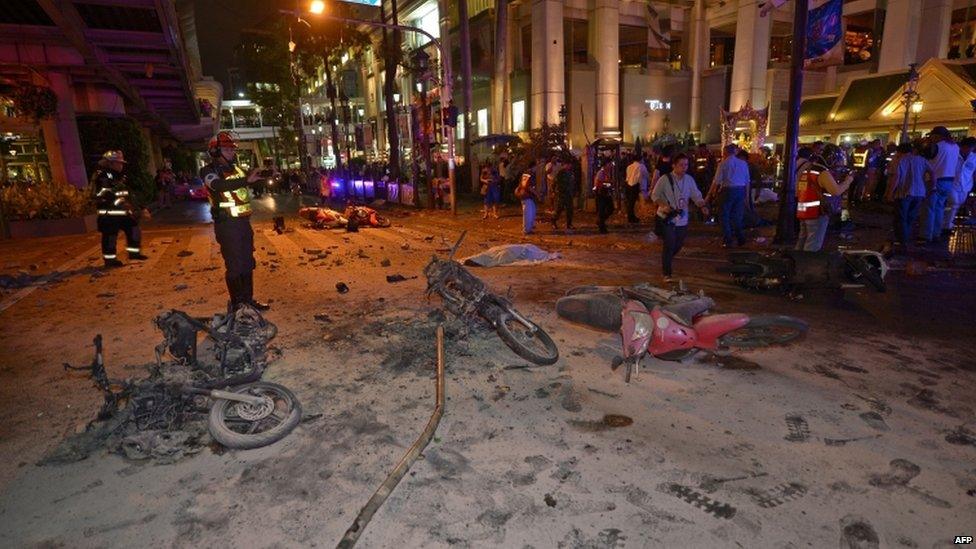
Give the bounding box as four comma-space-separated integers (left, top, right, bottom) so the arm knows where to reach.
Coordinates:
200, 131, 269, 310
91, 150, 148, 267
795, 145, 852, 252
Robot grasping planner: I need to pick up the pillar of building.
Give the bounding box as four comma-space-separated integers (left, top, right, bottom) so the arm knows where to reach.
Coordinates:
38, 72, 87, 188
491, 0, 508, 133
590, 0, 619, 137
916, 0, 953, 63
529, 0, 565, 128
728, 0, 771, 110
688, 0, 709, 137
878, 0, 922, 73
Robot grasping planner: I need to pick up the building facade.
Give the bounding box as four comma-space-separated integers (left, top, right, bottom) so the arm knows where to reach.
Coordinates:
0, 0, 220, 188
345, 0, 976, 161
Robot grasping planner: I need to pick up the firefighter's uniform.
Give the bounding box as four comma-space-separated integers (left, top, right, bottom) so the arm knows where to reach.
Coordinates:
201, 155, 262, 309
91, 152, 145, 266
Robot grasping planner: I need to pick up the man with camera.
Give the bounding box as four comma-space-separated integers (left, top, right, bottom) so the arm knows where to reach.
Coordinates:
795, 146, 852, 252
651, 153, 709, 282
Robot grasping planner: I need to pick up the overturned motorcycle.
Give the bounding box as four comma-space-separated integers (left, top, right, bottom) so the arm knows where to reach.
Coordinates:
54, 305, 301, 463
425, 231, 559, 365
556, 284, 807, 381
722, 248, 888, 295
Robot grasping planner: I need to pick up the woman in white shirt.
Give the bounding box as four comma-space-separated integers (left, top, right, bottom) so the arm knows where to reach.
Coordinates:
651, 153, 709, 282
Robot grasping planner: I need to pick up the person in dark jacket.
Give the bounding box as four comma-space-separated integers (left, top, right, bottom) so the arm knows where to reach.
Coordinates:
90, 150, 147, 268
200, 131, 269, 310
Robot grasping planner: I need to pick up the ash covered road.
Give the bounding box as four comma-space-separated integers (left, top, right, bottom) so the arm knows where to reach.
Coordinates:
1, 196, 974, 548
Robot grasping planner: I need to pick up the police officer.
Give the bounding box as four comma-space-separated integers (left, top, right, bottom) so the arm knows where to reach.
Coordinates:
91, 150, 147, 268
200, 131, 269, 310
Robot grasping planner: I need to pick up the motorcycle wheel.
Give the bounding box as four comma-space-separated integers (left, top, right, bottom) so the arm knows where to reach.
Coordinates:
208, 382, 302, 450
728, 263, 764, 275
373, 215, 392, 228
494, 309, 559, 365
718, 316, 808, 349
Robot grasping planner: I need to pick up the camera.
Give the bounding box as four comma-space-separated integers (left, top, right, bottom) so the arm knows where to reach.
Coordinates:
665, 208, 685, 223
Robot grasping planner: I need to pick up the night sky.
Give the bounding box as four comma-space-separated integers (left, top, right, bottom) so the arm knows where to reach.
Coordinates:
193, 0, 281, 97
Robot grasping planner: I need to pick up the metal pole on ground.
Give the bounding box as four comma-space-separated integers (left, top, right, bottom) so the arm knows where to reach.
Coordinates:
336, 325, 445, 548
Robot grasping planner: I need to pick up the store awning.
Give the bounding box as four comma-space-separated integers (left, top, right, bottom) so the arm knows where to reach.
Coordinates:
799, 95, 839, 127
830, 71, 910, 123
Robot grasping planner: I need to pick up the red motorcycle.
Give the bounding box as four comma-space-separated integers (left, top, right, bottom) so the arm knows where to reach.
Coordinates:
556, 285, 807, 382
343, 204, 391, 228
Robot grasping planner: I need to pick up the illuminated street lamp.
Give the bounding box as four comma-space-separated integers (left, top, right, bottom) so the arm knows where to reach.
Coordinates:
911, 98, 923, 136
899, 63, 920, 144
309, 0, 325, 15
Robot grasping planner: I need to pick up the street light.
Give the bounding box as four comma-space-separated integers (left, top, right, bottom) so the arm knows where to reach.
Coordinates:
899, 63, 920, 144
912, 98, 923, 136
309, 1, 325, 15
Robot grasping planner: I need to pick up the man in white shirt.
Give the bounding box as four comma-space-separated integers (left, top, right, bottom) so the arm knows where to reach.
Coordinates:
651, 153, 709, 281
944, 137, 976, 232
920, 126, 960, 243
624, 156, 649, 223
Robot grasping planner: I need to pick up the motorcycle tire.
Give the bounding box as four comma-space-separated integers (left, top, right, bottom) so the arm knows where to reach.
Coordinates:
846, 256, 886, 292
494, 309, 559, 365
727, 263, 764, 275
208, 382, 302, 450
373, 215, 392, 228
718, 315, 808, 349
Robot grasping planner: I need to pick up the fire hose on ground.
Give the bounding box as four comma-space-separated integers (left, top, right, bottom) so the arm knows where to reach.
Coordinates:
336, 325, 446, 548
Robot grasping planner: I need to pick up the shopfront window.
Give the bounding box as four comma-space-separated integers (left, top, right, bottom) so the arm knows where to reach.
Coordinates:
770, 35, 792, 64
477, 108, 488, 137
843, 11, 878, 66
620, 24, 648, 66
948, 6, 976, 59
563, 19, 588, 65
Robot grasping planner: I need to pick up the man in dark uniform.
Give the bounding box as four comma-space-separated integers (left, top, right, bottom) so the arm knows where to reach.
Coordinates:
90, 150, 148, 268
200, 131, 269, 311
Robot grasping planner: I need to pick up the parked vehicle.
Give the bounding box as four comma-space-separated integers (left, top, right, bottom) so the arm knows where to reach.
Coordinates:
557, 284, 807, 381
723, 249, 888, 294
425, 231, 559, 365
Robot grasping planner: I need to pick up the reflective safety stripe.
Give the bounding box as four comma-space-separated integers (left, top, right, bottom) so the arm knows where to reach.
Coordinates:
113, 198, 126, 206
797, 200, 820, 210
98, 209, 129, 216
229, 204, 251, 216
103, 254, 117, 259
808, 170, 821, 176
218, 201, 236, 208
126, 247, 140, 252
96, 188, 114, 196
114, 190, 128, 196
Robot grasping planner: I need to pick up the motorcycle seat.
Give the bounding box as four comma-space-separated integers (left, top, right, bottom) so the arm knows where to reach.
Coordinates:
660, 297, 714, 326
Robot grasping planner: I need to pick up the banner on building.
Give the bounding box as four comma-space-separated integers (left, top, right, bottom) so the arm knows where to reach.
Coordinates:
804, 0, 844, 68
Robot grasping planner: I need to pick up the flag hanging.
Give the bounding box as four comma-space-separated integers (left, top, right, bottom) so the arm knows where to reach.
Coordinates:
804, 0, 844, 68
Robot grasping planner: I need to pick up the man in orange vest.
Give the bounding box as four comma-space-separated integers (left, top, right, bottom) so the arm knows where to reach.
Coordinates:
200, 131, 269, 310
795, 146, 852, 252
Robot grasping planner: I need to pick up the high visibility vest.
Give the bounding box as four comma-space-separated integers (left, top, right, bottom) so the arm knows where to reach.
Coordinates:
206, 165, 252, 218
796, 167, 823, 220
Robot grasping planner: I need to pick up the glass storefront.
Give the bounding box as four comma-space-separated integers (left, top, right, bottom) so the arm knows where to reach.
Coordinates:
0, 132, 51, 186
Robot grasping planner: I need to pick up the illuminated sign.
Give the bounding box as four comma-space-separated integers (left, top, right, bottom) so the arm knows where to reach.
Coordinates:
339, 0, 381, 5
645, 99, 672, 111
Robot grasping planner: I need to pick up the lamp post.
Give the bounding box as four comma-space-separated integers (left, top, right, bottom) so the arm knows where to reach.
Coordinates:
282, 5, 457, 215
899, 63, 921, 144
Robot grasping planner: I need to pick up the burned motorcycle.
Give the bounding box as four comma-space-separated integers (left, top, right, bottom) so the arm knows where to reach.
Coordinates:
723, 249, 888, 294
557, 284, 807, 381
344, 204, 392, 228
64, 305, 301, 455
425, 231, 559, 365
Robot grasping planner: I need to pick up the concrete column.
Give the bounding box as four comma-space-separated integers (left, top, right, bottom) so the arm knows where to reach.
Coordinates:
530, 0, 565, 128
878, 0, 921, 73
916, 0, 953, 63
590, 0, 619, 137
504, 1, 515, 132
38, 72, 87, 188
688, 0, 709, 136
729, 0, 771, 110
491, 0, 508, 133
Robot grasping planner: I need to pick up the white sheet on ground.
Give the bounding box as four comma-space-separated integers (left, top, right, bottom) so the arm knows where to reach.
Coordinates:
462, 244, 561, 267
